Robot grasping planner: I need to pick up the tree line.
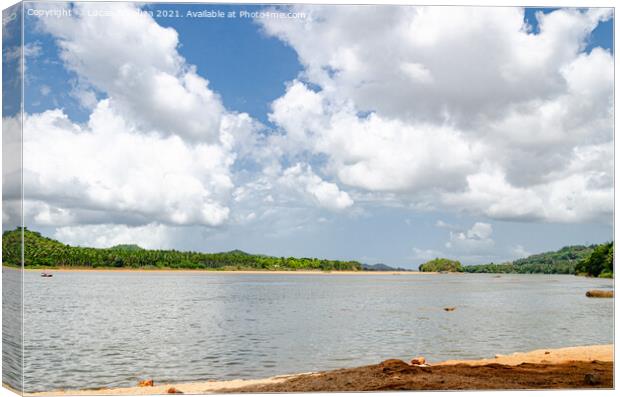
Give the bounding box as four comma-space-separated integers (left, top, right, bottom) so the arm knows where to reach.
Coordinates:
1, 228, 363, 271
418, 243, 613, 278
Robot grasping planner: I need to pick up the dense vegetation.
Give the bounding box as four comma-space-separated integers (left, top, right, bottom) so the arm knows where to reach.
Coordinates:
418, 258, 463, 272
1, 228, 363, 271
575, 242, 613, 278
444, 243, 614, 278
464, 244, 605, 275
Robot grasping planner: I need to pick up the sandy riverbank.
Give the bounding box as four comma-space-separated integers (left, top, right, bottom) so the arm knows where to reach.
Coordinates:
26, 344, 613, 395
15, 267, 433, 275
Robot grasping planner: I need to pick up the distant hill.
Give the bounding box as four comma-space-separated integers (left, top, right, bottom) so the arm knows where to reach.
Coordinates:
1, 227, 362, 271
225, 249, 251, 256
362, 263, 411, 272
464, 243, 613, 277
110, 244, 144, 251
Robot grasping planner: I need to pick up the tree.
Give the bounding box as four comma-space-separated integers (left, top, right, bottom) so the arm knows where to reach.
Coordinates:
576, 242, 613, 277
419, 258, 463, 272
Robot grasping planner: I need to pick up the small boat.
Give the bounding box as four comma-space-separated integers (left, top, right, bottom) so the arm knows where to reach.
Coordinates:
40, 272, 53, 278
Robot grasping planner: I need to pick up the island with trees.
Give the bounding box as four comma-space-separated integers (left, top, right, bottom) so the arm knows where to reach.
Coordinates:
418, 258, 464, 272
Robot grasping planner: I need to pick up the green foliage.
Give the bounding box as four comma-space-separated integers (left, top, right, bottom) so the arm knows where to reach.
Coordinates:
418, 258, 463, 272
1, 228, 362, 271
465, 243, 613, 277
463, 262, 515, 273
575, 242, 613, 277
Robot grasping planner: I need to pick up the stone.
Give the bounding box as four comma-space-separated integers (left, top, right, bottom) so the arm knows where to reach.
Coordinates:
584, 373, 601, 385
410, 356, 426, 365
585, 290, 613, 298
380, 359, 411, 373
167, 387, 183, 394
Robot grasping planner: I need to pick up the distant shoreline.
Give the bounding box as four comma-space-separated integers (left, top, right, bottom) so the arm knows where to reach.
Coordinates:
6, 266, 434, 275
4, 266, 608, 277
25, 344, 613, 395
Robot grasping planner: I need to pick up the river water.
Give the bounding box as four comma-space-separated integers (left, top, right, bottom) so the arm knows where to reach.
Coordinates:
4, 270, 614, 392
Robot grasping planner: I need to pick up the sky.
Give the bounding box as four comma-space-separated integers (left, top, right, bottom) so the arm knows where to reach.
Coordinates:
3, 2, 614, 268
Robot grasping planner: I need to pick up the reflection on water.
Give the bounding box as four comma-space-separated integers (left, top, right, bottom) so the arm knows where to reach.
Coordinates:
20, 271, 613, 392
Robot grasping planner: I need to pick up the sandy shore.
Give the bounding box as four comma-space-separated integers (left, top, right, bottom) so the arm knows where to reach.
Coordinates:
18, 267, 433, 275
27, 344, 613, 395
436, 344, 614, 366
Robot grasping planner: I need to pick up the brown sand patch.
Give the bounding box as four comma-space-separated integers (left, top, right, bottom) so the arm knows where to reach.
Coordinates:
224, 360, 613, 392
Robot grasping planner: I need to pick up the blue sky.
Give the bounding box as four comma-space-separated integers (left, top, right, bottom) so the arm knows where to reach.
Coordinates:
2, 3, 22, 117
15, 4, 614, 268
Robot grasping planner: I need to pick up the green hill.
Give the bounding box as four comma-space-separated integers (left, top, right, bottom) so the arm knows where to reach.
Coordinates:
362, 263, 411, 272
1, 227, 362, 271
110, 244, 144, 251
464, 243, 613, 277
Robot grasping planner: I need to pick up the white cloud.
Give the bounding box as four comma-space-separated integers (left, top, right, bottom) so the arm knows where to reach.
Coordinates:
412, 247, 446, 261
2, 116, 22, 230
279, 163, 354, 211
511, 245, 531, 259
400, 62, 434, 84
13, 4, 614, 256
467, 222, 493, 240
261, 6, 613, 223
232, 162, 354, 213
435, 220, 457, 230
269, 81, 478, 192
35, 2, 248, 144
54, 223, 174, 249
23, 103, 233, 227
21, 2, 280, 236
445, 222, 495, 253
441, 162, 613, 223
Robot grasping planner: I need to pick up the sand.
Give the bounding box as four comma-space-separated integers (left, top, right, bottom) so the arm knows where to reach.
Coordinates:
436, 344, 614, 366
20, 267, 433, 275
25, 374, 303, 396
26, 344, 613, 395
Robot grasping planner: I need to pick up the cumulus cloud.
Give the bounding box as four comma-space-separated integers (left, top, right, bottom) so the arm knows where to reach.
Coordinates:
441, 161, 613, 223
15, 4, 614, 253
261, 6, 614, 223
20, 2, 281, 240
2, 116, 22, 230
279, 163, 354, 211
413, 221, 500, 265
23, 103, 234, 227
231, 162, 354, 217
54, 223, 175, 249
35, 2, 246, 144
445, 222, 495, 253
269, 81, 478, 192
